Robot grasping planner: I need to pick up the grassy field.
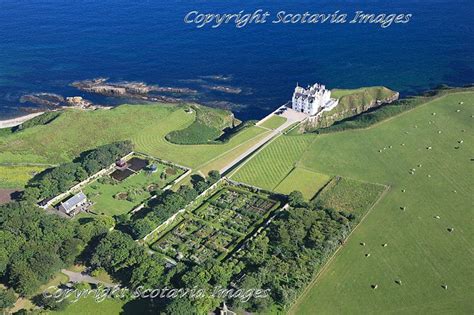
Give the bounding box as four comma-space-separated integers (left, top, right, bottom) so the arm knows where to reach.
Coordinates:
274, 167, 331, 199
314, 176, 386, 216
0, 165, 48, 188
231, 134, 315, 190
233, 91, 473, 314
0, 104, 268, 170
259, 115, 287, 130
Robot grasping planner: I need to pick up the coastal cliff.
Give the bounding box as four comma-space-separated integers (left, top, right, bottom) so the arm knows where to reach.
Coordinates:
301, 86, 399, 132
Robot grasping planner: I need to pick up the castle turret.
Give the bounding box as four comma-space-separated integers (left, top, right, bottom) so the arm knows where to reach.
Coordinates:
291, 83, 339, 115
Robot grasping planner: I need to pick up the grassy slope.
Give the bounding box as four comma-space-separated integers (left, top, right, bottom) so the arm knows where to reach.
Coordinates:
165, 104, 237, 144
260, 115, 287, 130
0, 104, 267, 169
290, 91, 474, 314
274, 167, 330, 199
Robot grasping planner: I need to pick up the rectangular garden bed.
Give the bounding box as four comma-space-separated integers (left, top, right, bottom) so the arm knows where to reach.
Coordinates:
149, 183, 282, 264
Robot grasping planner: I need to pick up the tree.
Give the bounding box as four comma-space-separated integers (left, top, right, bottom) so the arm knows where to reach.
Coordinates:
0, 288, 16, 311
177, 185, 198, 203
129, 257, 165, 289
165, 298, 198, 315
129, 218, 155, 239
207, 170, 221, 185
288, 191, 305, 207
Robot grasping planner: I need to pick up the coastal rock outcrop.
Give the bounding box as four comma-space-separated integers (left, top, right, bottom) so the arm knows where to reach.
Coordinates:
71, 78, 197, 102
301, 86, 399, 131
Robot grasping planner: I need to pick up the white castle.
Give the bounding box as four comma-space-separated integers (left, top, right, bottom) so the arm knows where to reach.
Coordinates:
291, 83, 339, 116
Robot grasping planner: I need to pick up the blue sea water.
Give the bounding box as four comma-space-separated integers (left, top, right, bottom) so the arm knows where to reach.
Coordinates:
0, 0, 472, 120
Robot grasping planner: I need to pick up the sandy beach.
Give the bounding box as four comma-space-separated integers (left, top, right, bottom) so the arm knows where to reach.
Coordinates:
0, 112, 45, 129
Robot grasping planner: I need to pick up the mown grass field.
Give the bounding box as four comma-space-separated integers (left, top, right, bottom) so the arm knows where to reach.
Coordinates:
259, 115, 287, 130
231, 134, 315, 190
0, 104, 268, 170
233, 91, 473, 314
0, 165, 48, 188
274, 167, 331, 199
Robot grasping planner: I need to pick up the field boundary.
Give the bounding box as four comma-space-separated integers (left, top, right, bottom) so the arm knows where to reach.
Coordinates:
288, 184, 391, 314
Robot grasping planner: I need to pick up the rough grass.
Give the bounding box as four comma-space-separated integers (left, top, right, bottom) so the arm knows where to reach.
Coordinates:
289, 91, 474, 314
274, 167, 331, 199
314, 176, 385, 216
0, 104, 268, 169
260, 115, 287, 130
0, 165, 48, 188
231, 134, 315, 190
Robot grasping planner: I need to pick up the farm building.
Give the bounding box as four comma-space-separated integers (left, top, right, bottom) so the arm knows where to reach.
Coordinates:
58, 191, 90, 216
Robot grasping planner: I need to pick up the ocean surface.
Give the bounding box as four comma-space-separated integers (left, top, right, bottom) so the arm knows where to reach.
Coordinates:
0, 0, 473, 120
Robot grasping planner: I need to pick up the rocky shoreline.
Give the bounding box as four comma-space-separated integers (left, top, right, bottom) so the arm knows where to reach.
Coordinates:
0, 112, 46, 128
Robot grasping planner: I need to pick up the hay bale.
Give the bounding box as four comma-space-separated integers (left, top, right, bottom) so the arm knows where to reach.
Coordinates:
453, 190, 457, 193
360, 242, 366, 246
438, 130, 442, 134
459, 101, 464, 105
458, 140, 463, 144
418, 164, 422, 167
432, 112, 436, 116
447, 227, 454, 232
371, 284, 378, 289
427, 146, 432, 150
382, 243, 388, 247
395, 280, 402, 285
401, 189, 406, 193
389, 145, 393, 149
427, 174, 431, 178
456, 109, 461, 112
365, 253, 371, 257
434, 215, 440, 219
401, 143, 405, 146
442, 284, 448, 290
400, 206, 406, 211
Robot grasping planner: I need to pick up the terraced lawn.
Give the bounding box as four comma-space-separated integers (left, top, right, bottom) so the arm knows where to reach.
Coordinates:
274, 167, 331, 199
231, 134, 315, 190
259, 115, 287, 130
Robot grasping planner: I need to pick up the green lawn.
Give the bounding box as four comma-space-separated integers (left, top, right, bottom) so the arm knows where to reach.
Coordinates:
0, 104, 268, 169
54, 297, 148, 315
233, 91, 473, 314
259, 115, 287, 130
274, 167, 331, 199
83, 162, 182, 216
